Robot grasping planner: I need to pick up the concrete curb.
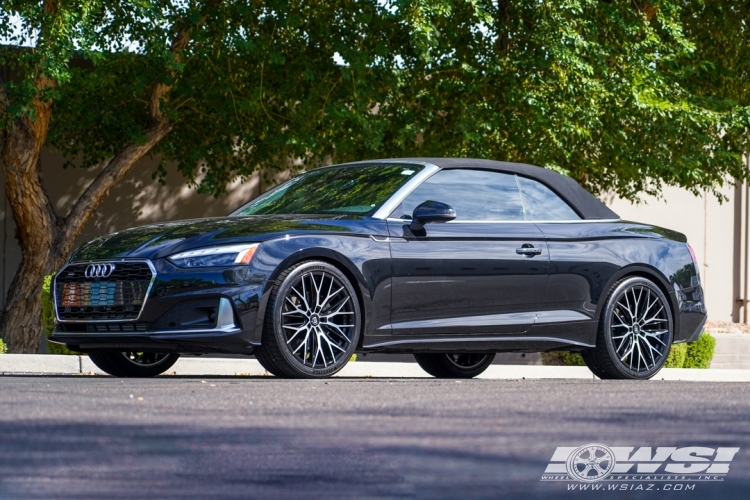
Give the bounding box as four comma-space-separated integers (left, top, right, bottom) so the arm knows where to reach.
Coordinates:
2, 354, 750, 380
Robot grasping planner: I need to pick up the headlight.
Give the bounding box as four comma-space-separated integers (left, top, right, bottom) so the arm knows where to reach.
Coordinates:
168, 244, 259, 268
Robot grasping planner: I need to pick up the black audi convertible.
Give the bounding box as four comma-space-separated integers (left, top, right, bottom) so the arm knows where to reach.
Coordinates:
50, 158, 707, 380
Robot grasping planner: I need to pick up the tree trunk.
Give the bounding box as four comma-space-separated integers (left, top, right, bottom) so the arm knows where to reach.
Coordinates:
0, 99, 57, 353
0, 255, 50, 353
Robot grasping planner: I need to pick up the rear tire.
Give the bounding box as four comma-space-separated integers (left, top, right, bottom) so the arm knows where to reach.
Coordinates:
582, 277, 673, 380
414, 353, 495, 378
255, 260, 361, 379
88, 352, 179, 377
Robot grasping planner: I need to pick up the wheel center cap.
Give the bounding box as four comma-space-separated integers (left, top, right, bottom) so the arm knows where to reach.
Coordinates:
633, 324, 641, 335
310, 315, 320, 327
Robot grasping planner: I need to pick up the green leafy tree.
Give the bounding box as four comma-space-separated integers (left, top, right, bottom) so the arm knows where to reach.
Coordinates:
370, 0, 750, 200
0, 0, 402, 352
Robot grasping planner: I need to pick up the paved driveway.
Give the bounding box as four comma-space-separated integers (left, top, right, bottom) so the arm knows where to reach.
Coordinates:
1, 377, 749, 499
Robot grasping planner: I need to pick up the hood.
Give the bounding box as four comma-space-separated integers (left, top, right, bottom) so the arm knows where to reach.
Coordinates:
70, 214, 356, 261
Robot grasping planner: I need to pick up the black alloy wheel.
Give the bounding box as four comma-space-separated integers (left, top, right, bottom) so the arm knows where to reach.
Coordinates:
414, 353, 496, 378
582, 276, 674, 380
255, 260, 361, 378
88, 351, 180, 377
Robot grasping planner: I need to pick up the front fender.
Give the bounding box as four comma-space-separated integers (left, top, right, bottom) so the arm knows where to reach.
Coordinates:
246, 234, 393, 344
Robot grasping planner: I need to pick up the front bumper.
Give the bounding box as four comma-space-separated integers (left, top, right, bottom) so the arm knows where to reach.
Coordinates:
49, 329, 253, 355
50, 258, 268, 354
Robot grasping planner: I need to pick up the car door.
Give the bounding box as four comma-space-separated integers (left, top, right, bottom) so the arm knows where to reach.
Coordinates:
513, 174, 610, 325
386, 169, 550, 336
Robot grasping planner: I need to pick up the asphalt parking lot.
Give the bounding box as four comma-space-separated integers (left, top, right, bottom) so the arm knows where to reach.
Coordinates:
1, 377, 749, 499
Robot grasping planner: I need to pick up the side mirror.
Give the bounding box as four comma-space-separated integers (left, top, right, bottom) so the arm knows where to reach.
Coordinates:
410, 200, 456, 230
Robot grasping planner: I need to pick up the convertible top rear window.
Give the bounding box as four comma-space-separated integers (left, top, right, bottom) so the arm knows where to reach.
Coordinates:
232, 165, 423, 217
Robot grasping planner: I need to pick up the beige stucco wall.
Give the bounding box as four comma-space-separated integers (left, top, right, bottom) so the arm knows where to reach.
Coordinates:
1, 153, 746, 324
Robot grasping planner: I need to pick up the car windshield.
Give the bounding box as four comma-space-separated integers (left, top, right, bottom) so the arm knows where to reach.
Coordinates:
232, 164, 424, 216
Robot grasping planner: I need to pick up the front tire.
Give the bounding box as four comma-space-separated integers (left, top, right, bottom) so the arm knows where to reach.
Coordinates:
582, 277, 673, 380
414, 353, 495, 378
88, 352, 179, 377
255, 260, 361, 378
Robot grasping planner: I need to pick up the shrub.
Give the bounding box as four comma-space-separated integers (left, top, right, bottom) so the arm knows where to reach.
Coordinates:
541, 352, 585, 366
541, 332, 716, 369
42, 274, 75, 355
684, 333, 716, 369
0, 338, 7, 354
665, 343, 687, 368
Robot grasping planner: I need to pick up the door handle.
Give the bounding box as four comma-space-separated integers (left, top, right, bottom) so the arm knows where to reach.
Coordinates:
516, 245, 542, 256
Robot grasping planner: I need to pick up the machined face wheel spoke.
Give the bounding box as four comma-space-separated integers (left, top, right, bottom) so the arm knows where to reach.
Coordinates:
644, 330, 668, 346
643, 338, 659, 365
324, 295, 351, 318
611, 285, 670, 373
621, 292, 636, 320
642, 306, 666, 325
285, 326, 309, 345
614, 334, 630, 354
620, 338, 634, 362
613, 309, 630, 325
321, 321, 352, 343
640, 291, 657, 319
280, 270, 355, 369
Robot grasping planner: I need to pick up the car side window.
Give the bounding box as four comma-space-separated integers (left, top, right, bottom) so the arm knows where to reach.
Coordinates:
516, 176, 581, 220
398, 169, 525, 221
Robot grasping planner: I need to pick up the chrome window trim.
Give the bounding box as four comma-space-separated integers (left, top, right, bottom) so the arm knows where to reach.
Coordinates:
370, 162, 441, 220
53, 258, 157, 323
386, 218, 621, 224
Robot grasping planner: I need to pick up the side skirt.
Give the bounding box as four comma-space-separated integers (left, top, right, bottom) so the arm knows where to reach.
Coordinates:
361, 320, 599, 353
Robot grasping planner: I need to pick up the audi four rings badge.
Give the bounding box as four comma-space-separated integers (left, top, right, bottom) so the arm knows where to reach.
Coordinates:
85, 263, 116, 278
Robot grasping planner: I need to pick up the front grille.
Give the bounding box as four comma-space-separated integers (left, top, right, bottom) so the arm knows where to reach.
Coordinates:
55, 261, 154, 321
56, 323, 149, 333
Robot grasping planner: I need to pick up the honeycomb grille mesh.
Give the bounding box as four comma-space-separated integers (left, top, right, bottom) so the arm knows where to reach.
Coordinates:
55, 262, 154, 320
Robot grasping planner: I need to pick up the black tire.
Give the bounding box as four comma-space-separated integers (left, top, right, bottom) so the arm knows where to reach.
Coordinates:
255, 260, 361, 379
414, 353, 496, 378
88, 352, 179, 377
582, 276, 674, 380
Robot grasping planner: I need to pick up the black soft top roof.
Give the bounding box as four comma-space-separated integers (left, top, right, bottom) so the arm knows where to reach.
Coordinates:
344, 157, 619, 220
